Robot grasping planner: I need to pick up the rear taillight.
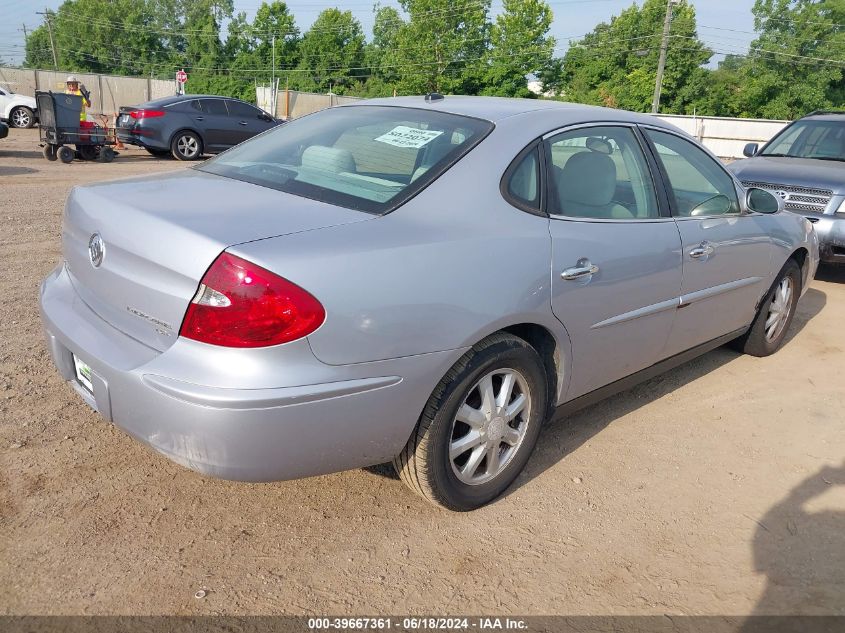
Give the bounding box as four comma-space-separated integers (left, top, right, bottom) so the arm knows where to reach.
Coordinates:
180, 253, 325, 348
130, 109, 165, 119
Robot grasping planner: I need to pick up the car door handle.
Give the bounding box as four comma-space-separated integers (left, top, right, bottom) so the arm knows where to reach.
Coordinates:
561, 259, 599, 280
689, 242, 715, 259
239, 121, 248, 126
194, 116, 205, 121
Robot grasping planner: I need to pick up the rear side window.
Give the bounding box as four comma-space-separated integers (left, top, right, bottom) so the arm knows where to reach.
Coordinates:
200, 99, 227, 116
197, 106, 493, 214
503, 146, 540, 211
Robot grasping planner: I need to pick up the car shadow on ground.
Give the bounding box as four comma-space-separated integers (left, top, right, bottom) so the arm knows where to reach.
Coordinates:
815, 263, 845, 284
364, 288, 827, 492
741, 462, 845, 623
508, 287, 826, 498
0, 149, 42, 160
0, 165, 37, 176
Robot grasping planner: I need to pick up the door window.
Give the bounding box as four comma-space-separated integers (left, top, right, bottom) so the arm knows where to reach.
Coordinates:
545, 126, 659, 219
645, 129, 740, 217
226, 100, 261, 118
200, 99, 227, 116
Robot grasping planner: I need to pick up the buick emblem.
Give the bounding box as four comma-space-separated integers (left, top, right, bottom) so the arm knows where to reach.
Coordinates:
88, 233, 105, 268
775, 190, 789, 200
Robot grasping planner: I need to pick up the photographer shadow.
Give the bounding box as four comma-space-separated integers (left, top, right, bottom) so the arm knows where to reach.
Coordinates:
740, 463, 845, 631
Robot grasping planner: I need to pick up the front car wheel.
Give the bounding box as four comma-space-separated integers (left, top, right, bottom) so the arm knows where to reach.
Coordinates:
394, 333, 548, 511
734, 258, 802, 357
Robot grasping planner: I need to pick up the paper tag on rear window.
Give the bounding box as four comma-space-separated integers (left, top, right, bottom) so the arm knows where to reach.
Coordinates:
375, 126, 443, 149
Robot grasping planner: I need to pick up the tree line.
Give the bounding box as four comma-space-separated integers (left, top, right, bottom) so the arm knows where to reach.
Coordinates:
21, 0, 845, 120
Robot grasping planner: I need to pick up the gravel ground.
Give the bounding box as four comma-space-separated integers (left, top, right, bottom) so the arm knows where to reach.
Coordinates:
1, 127, 844, 616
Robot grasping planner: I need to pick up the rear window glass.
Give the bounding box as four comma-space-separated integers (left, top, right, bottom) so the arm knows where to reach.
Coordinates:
197, 105, 493, 214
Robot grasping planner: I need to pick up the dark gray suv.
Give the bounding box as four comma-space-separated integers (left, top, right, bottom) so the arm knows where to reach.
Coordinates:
117, 94, 281, 161
729, 111, 845, 264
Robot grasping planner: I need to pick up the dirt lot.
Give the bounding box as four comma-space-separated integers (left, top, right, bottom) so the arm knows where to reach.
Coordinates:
1, 126, 844, 616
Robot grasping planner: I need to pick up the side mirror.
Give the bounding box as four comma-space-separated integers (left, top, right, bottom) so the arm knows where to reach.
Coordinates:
746, 187, 783, 214
743, 143, 759, 158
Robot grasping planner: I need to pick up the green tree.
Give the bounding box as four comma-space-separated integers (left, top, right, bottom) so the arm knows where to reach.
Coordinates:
675, 55, 745, 117
393, 0, 491, 95
225, 2, 299, 96
559, 0, 711, 113
365, 4, 405, 89
25, 0, 182, 75
295, 8, 365, 94
23, 24, 55, 69
734, 0, 845, 119
482, 0, 555, 98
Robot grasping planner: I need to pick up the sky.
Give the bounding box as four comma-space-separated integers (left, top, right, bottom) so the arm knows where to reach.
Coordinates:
0, 0, 759, 70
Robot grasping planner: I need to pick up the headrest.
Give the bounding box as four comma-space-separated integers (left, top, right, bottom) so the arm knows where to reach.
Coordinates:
558, 151, 617, 208
301, 145, 356, 173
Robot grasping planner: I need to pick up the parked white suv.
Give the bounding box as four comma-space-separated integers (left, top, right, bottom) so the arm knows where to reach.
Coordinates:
0, 87, 37, 128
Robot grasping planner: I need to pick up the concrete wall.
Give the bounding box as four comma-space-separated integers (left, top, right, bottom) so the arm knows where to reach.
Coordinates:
656, 113, 790, 160
1, 66, 181, 121
0, 66, 37, 96
259, 88, 362, 120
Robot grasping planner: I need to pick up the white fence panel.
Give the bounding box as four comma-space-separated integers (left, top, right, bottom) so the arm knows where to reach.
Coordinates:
656, 114, 790, 160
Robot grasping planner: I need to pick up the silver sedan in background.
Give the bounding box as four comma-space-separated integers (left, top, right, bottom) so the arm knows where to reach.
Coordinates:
39, 96, 818, 510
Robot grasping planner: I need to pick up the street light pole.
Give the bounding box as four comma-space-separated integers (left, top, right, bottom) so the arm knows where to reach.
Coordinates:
651, 0, 676, 114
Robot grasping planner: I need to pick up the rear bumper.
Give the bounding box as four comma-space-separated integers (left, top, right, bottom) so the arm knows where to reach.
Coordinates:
116, 128, 169, 150
804, 213, 845, 264
39, 264, 458, 481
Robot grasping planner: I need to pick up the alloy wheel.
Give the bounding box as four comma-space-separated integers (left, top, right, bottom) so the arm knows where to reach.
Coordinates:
12, 108, 31, 128
449, 368, 531, 486
177, 135, 199, 158
764, 276, 793, 343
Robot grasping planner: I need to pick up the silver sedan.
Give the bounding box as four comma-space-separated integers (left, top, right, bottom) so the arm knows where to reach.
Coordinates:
39, 96, 819, 510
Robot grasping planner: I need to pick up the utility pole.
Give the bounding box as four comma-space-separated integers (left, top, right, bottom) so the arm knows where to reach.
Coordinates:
36, 9, 58, 69
651, 0, 677, 114
271, 33, 276, 117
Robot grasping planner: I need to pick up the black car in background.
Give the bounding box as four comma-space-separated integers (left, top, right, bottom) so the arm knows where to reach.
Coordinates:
117, 94, 281, 160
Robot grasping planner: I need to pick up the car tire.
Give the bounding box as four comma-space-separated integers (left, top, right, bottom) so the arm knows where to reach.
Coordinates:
56, 146, 74, 163
734, 259, 801, 357
10, 106, 34, 129
42, 144, 57, 161
171, 131, 202, 161
393, 332, 548, 511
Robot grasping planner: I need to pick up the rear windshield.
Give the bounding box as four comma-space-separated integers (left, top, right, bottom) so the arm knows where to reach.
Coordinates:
197, 105, 493, 214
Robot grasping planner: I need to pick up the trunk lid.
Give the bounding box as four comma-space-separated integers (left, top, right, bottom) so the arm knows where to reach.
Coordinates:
63, 169, 371, 351
116, 106, 139, 130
